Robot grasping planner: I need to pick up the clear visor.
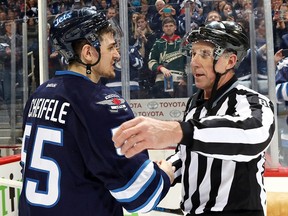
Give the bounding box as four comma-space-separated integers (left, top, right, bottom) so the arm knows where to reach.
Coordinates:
179, 32, 193, 57
87, 17, 123, 51
109, 17, 123, 49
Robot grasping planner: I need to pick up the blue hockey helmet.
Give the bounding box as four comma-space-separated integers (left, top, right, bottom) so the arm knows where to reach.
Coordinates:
50, 8, 116, 62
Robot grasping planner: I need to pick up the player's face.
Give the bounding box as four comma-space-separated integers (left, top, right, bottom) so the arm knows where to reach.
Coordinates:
94, 32, 120, 79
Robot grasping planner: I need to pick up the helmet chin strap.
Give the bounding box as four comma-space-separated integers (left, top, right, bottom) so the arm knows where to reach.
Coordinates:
206, 58, 231, 112
75, 49, 101, 74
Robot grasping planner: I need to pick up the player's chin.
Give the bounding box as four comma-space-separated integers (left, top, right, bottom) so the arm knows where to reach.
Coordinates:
106, 71, 116, 79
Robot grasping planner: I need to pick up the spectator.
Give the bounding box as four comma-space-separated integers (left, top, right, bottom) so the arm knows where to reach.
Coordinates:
60, 0, 74, 12
149, 0, 166, 38
242, 0, 253, 11
214, 0, 227, 13
130, 14, 157, 98
83, 0, 93, 7
27, 17, 39, 89
148, 17, 187, 98
177, 0, 204, 36
275, 49, 288, 163
98, 0, 109, 12
272, 0, 285, 51
7, 8, 16, 20
255, 18, 266, 48
220, 2, 236, 21
47, 7, 54, 25
274, 3, 288, 50
271, 0, 283, 10
179, 0, 202, 15
0, 10, 6, 36
157, 4, 178, 37
0, 21, 23, 126
128, 11, 140, 40
106, 6, 118, 20
91, 0, 102, 8
129, 0, 142, 13
159, 4, 177, 18
235, 19, 268, 92
205, 10, 222, 23
165, 0, 182, 16
110, 0, 119, 10
49, 0, 61, 15
29, 0, 38, 16
27, 17, 38, 48
0, 0, 8, 10
139, 0, 153, 18
72, 0, 84, 9
231, 0, 244, 11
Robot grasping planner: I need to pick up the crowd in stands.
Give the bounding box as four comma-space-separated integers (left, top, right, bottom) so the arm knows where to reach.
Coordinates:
0, 0, 288, 99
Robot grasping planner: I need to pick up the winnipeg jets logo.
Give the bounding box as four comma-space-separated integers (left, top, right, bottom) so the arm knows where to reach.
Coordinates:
54, 12, 72, 27
96, 95, 127, 113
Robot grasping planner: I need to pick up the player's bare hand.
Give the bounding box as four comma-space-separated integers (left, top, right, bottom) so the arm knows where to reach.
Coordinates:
156, 159, 175, 184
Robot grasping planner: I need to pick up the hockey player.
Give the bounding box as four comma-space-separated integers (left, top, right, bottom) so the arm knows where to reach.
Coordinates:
19, 8, 174, 216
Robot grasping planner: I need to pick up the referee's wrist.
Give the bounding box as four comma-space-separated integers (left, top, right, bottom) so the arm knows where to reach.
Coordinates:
170, 121, 183, 144
178, 121, 194, 145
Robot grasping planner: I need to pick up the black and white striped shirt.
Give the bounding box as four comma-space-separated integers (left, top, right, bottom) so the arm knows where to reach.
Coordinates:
168, 75, 275, 215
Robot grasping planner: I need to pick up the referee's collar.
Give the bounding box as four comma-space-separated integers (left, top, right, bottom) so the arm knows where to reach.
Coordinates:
213, 75, 238, 98
196, 75, 238, 107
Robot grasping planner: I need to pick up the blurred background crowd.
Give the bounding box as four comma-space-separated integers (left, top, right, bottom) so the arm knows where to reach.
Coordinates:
0, 0, 286, 99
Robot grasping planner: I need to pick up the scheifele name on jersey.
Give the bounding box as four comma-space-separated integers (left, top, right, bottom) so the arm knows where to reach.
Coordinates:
27, 98, 70, 124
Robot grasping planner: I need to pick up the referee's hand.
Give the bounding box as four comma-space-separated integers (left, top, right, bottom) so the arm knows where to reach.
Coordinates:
113, 116, 183, 158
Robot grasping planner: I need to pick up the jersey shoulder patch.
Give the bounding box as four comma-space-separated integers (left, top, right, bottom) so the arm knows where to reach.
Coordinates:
96, 94, 128, 113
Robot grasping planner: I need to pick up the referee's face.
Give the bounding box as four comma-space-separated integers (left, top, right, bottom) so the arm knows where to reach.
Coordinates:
190, 41, 232, 98
190, 42, 215, 93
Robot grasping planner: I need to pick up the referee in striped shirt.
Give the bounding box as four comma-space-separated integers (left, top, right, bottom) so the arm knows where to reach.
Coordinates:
113, 21, 275, 216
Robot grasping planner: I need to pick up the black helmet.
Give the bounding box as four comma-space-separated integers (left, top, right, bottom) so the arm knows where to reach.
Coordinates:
182, 21, 249, 68
50, 8, 109, 62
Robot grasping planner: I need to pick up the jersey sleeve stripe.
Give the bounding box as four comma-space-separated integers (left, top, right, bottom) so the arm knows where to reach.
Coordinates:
127, 176, 164, 213
110, 160, 155, 200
